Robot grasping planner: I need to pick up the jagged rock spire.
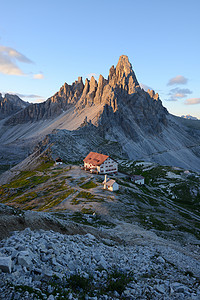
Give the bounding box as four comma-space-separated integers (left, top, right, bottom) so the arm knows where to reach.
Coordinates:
116, 55, 135, 78
107, 55, 140, 94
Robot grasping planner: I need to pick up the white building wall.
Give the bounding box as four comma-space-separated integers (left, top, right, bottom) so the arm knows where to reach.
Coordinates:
135, 179, 144, 185
99, 158, 118, 174
84, 157, 118, 174
107, 182, 119, 191
112, 182, 119, 191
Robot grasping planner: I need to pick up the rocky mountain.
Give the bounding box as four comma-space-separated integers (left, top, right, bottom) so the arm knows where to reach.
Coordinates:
0, 55, 200, 171
181, 114, 198, 120
5, 56, 167, 131
0, 94, 29, 120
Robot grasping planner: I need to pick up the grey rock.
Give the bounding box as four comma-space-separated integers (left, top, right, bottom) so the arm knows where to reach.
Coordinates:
47, 295, 55, 300
18, 250, 29, 256
157, 256, 165, 264
171, 282, 189, 293
0, 93, 29, 120
0, 256, 12, 273
18, 255, 32, 268
0, 56, 200, 175
155, 284, 166, 294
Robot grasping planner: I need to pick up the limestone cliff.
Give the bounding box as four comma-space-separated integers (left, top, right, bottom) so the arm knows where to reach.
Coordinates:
5, 55, 167, 133
0, 94, 29, 120
2, 55, 200, 171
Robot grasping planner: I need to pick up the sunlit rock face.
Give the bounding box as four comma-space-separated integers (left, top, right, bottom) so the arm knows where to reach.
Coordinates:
5, 55, 167, 130
0, 55, 200, 171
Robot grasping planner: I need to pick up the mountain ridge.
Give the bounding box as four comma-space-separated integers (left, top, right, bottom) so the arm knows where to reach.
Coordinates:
5, 55, 167, 128
0, 55, 200, 172
0, 93, 29, 120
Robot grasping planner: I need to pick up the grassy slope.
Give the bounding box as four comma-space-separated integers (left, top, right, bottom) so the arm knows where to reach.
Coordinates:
0, 158, 200, 241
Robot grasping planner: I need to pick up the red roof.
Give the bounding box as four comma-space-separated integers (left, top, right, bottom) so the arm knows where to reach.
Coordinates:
83, 152, 109, 166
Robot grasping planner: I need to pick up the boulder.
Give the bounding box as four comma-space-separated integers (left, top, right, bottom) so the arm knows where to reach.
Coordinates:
18, 255, 32, 268
0, 256, 12, 273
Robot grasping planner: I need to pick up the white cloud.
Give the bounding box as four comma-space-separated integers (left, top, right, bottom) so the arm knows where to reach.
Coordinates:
169, 88, 192, 95
174, 93, 185, 98
3, 91, 45, 103
33, 73, 44, 79
33, 98, 45, 103
167, 75, 188, 86
15, 93, 41, 99
184, 98, 200, 105
0, 45, 33, 76
0, 46, 33, 63
166, 87, 192, 102
139, 83, 153, 91
165, 97, 178, 102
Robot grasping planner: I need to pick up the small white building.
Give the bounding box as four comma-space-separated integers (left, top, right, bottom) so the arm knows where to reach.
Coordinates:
83, 152, 118, 174
55, 158, 63, 165
131, 175, 145, 185
103, 175, 119, 192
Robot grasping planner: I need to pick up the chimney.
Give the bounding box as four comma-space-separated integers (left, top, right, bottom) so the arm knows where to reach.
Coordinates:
104, 174, 107, 183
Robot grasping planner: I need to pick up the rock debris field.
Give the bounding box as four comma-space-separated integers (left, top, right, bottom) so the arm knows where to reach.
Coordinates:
0, 228, 200, 299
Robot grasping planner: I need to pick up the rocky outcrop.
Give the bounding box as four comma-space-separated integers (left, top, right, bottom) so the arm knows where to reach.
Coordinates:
5, 55, 167, 132
0, 94, 29, 120
5, 78, 84, 124
1, 55, 200, 171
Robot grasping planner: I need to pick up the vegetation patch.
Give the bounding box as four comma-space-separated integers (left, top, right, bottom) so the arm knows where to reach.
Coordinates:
71, 198, 81, 205
76, 191, 95, 199
105, 269, 134, 295
81, 207, 94, 214
11, 192, 38, 204
80, 180, 97, 189
5, 171, 37, 189
36, 160, 54, 172
138, 213, 171, 231
170, 183, 200, 214
69, 212, 115, 228
4, 172, 50, 190
38, 189, 75, 211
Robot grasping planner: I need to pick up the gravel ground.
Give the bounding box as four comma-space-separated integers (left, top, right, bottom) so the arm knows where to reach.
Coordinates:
0, 227, 200, 299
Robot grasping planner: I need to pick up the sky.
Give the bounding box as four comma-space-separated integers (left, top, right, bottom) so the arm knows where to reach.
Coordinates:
0, 0, 200, 119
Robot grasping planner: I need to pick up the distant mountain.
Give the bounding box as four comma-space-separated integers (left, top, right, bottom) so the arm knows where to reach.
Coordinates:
0, 55, 200, 171
0, 93, 30, 120
181, 115, 198, 120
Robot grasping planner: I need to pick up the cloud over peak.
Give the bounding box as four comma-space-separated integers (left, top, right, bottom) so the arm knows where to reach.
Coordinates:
33, 73, 44, 79
167, 75, 188, 86
166, 87, 192, 102
184, 98, 200, 105
0, 45, 33, 76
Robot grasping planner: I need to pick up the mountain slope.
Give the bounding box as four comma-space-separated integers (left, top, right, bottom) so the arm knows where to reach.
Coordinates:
0, 55, 200, 171
0, 93, 29, 120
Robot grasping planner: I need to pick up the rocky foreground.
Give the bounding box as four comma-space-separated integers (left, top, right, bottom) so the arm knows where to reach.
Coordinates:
0, 228, 200, 300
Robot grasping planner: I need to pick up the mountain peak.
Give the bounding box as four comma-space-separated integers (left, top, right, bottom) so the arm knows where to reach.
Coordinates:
116, 55, 133, 77
107, 55, 140, 94
0, 93, 30, 120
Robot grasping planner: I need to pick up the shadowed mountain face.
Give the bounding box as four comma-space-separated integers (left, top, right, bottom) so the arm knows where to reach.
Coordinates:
0, 55, 200, 171
5, 55, 167, 135
0, 94, 29, 120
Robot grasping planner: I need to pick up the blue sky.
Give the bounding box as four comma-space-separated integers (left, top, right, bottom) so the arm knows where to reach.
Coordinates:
0, 0, 200, 118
